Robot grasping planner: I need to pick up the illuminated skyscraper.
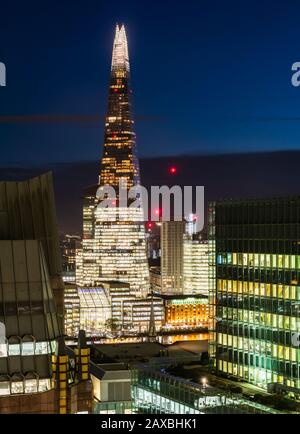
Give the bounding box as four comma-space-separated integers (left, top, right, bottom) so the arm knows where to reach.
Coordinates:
80, 24, 149, 298
209, 197, 300, 393
183, 234, 209, 295
161, 221, 185, 293
99, 23, 139, 190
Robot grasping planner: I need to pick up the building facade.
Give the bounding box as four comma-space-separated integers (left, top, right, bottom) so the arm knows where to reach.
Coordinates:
0, 173, 92, 413
79, 24, 149, 297
64, 283, 81, 338
131, 365, 278, 414
183, 234, 209, 295
164, 295, 209, 328
161, 221, 186, 293
209, 198, 300, 392
60, 234, 81, 283
91, 362, 132, 414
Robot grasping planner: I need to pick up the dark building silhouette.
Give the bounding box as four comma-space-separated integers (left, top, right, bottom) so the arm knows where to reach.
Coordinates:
0, 172, 64, 327
0, 173, 92, 413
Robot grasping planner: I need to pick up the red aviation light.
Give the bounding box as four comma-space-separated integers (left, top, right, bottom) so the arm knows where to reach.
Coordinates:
169, 166, 177, 175
153, 208, 162, 220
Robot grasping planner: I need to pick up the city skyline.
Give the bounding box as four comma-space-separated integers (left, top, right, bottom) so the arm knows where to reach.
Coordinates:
0, 4, 300, 418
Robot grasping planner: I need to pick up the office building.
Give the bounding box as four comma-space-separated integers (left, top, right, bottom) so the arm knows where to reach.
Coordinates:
0, 173, 92, 413
0, 172, 64, 329
162, 295, 209, 328
79, 24, 149, 297
183, 234, 209, 295
64, 283, 80, 338
149, 267, 162, 292
78, 287, 111, 336
78, 282, 164, 336
60, 233, 81, 283
209, 197, 300, 393
131, 365, 279, 414
161, 221, 185, 293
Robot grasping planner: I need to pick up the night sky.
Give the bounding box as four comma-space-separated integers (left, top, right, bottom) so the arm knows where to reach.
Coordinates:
1, 0, 300, 164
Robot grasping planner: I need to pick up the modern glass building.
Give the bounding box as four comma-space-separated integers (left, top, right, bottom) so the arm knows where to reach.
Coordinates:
161, 221, 186, 293
64, 283, 81, 338
208, 198, 300, 392
79, 24, 149, 297
183, 235, 209, 295
131, 365, 279, 414
0, 174, 93, 413
78, 287, 111, 336
60, 234, 81, 283
64, 280, 164, 337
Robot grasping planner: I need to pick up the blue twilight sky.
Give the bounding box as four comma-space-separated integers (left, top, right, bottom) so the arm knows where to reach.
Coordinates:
0, 0, 300, 164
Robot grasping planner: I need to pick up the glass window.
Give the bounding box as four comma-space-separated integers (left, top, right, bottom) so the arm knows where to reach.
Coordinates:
8, 344, 20, 356
22, 341, 34, 356
291, 256, 296, 269
35, 342, 49, 355
0, 343, 7, 358
38, 379, 51, 392
0, 381, 9, 396
284, 255, 290, 269
11, 381, 24, 394
25, 379, 38, 394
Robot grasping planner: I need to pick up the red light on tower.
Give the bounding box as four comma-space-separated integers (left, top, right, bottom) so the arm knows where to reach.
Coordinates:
153, 208, 162, 220
169, 166, 177, 175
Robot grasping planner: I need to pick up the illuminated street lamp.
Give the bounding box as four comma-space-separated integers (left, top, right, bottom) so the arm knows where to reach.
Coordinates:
201, 377, 208, 389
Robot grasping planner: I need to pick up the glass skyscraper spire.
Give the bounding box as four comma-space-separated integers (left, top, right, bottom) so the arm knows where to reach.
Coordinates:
100, 24, 140, 189
79, 24, 149, 297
